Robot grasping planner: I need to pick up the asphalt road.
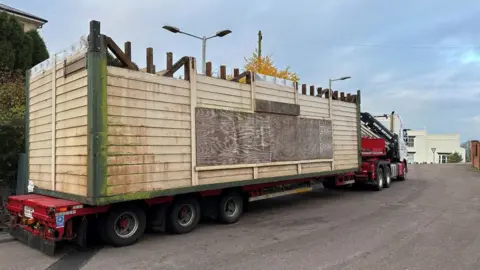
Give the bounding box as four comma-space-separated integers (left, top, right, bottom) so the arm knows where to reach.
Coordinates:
1, 164, 480, 270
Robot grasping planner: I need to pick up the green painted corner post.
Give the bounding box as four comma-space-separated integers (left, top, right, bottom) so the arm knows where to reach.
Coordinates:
356, 89, 362, 168
17, 70, 31, 195
87, 20, 108, 199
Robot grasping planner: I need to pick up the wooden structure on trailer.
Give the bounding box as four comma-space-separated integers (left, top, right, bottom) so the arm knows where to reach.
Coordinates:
26, 20, 361, 205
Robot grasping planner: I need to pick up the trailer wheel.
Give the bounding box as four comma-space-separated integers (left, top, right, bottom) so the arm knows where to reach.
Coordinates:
373, 167, 384, 191
383, 166, 391, 188
218, 191, 244, 224
168, 197, 201, 234
104, 204, 146, 247
398, 165, 407, 181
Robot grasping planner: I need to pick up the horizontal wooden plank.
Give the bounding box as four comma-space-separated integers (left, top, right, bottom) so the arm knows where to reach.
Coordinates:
107, 67, 190, 89
30, 114, 51, 127
298, 95, 329, 106
255, 81, 295, 93
30, 88, 52, 107
198, 173, 252, 185
30, 107, 51, 121
30, 74, 52, 91
197, 75, 251, 91
197, 81, 251, 97
302, 163, 331, 174
64, 56, 86, 77
107, 106, 190, 122
30, 140, 52, 150
255, 99, 300, 116
108, 126, 190, 138
56, 76, 88, 95
108, 116, 190, 129
30, 98, 51, 113
107, 179, 191, 195
108, 85, 190, 105
56, 106, 88, 121
255, 93, 293, 104
30, 149, 52, 160
256, 86, 295, 100
56, 69, 88, 88
31, 180, 50, 190
56, 136, 88, 147
30, 70, 52, 84
55, 182, 87, 196
56, 86, 87, 104
30, 164, 51, 173
29, 157, 51, 165
107, 95, 190, 113
56, 165, 87, 176
56, 116, 88, 130
56, 126, 88, 138
108, 135, 190, 146
197, 97, 252, 110
108, 154, 191, 165
107, 170, 191, 185
30, 131, 52, 143
56, 146, 88, 156
301, 162, 331, 168
108, 145, 191, 155
30, 172, 50, 181
197, 89, 251, 105
258, 164, 297, 173
56, 96, 87, 113
258, 169, 297, 178
56, 155, 87, 165
30, 124, 51, 135
331, 99, 357, 109
198, 168, 253, 179
108, 163, 190, 176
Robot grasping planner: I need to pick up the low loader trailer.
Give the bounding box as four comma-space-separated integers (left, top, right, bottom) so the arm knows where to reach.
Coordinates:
6, 20, 408, 255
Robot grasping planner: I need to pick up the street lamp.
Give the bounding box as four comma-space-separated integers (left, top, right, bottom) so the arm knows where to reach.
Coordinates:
162, 25, 232, 74
328, 76, 351, 117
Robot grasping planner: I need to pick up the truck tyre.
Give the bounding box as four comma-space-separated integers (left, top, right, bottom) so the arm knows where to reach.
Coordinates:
168, 197, 201, 234
218, 191, 244, 224
398, 165, 407, 181
104, 204, 146, 247
383, 166, 391, 188
373, 167, 384, 191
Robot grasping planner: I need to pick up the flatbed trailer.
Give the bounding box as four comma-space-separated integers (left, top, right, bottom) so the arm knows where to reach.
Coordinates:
6, 20, 408, 255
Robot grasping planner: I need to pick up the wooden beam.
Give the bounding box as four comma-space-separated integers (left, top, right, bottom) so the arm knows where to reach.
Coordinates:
309, 85, 315, 96
325, 89, 330, 99
333, 90, 339, 100
184, 57, 191, 81
255, 99, 300, 116
105, 36, 138, 70
146, 47, 154, 74
124, 41, 131, 61
246, 72, 252, 84
301, 84, 307, 95
346, 93, 352, 101
233, 68, 239, 78
316, 87, 323, 97
163, 56, 189, 78
230, 71, 249, 82
220, 65, 227, 79
206, 62, 212, 77
340, 92, 345, 101
166, 52, 173, 70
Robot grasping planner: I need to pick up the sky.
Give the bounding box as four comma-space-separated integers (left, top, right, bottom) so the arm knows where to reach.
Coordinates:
5, 0, 480, 142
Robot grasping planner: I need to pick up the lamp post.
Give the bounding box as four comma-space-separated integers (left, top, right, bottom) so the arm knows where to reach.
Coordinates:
162, 25, 232, 74
431, 148, 436, 163
328, 76, 351, 117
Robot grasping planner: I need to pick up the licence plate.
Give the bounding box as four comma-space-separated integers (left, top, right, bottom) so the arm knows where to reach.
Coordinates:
24, 206, 34, 218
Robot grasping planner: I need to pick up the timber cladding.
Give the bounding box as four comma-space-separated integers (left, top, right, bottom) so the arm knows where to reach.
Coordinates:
195, 107, 333, 166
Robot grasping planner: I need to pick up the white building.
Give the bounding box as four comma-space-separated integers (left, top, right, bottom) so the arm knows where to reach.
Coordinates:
405, 129, 466, 164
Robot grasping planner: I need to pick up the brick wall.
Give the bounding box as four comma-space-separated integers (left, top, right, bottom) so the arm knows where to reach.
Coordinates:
471, 140, 480, 169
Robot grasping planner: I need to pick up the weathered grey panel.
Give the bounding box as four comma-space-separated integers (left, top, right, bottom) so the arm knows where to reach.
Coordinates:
196, 108, 333, 166
64, 56, 86, 78
255, 99, 300, 116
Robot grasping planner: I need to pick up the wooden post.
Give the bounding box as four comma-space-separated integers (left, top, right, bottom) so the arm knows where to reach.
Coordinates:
220, 65, 226, 79
325, 89, 330, 99
346, 93, 351, 101
310, 85, 315, 96
206, 62, 212, 77
124, 41, 131, 61
146, 47, 153, 74
152, 64, 156, 74
246, 72, 252, 84
166, 52, 173, 70
184, 57, 191, 81
316, 87, 323, 97
340, 92, 345, 101
333, 91, 339, 100
233, 68, 239, 78
301, 84, 307, 95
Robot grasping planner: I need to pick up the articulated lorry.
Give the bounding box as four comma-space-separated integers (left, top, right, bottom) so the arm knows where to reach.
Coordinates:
6, 20, 409, 255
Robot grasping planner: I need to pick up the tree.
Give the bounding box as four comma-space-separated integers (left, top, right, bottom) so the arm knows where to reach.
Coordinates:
447, 152, 463, 163
243, 49, 299, 82
461, 141, 471, 162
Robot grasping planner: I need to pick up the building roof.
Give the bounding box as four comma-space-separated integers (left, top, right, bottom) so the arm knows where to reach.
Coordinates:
0, 3, 47, 24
